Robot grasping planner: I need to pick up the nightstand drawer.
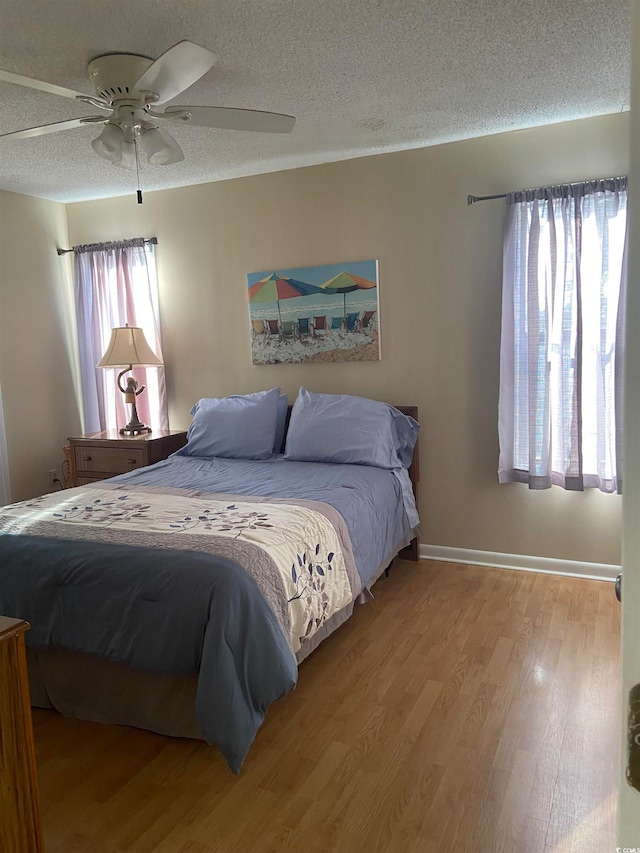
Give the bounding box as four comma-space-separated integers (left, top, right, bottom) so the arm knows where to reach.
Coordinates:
74, 446, 147, 475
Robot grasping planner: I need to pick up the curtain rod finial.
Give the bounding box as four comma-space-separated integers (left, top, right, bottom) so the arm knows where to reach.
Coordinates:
467, 195, 476, 206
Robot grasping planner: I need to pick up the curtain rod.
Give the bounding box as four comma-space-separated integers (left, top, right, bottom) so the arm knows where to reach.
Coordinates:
467, 192, 507, 206
467, 175, 627, 206
56, 237, 158, 256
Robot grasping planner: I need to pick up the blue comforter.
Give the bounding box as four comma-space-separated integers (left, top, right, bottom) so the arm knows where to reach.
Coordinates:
1, 533, 296, 773
0, 455, 417, 772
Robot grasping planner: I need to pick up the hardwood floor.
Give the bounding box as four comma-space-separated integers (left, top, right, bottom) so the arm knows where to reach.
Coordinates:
31, 561, 621, 852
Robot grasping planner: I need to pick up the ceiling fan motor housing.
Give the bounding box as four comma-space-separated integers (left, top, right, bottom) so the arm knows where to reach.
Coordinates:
88, 53, 153, 103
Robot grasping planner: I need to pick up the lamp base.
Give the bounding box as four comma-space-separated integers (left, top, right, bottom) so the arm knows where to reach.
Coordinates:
120, 425, 152, 436
120, 395, 151, 436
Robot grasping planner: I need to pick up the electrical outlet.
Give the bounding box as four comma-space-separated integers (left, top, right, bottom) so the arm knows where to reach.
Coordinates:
48, 468, 59, 489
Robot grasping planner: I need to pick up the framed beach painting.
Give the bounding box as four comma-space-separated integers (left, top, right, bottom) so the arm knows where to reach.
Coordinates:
247, 259, 380, 365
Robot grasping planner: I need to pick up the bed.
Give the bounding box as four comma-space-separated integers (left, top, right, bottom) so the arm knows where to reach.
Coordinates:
0, 388, 419, 772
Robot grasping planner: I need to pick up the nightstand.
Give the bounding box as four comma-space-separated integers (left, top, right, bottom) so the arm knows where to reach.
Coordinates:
68, 429, 187, 486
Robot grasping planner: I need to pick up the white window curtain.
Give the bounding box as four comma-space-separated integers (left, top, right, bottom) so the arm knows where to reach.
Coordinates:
74, 238, 168, 434
498, 177, 627, 493
0, 380, 11, 506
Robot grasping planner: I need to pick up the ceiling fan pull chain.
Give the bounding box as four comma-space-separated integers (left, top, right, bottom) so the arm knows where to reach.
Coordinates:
135, 136, 143, 205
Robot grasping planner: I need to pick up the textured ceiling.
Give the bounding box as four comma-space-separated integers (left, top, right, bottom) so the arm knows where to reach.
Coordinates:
0, 0, 631, 203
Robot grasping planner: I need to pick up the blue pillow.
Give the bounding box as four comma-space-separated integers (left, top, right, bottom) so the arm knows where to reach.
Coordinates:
191, 391, 288, 454
181, 388, 281, 460
389, 407, 420, 468
283, 388, 418, 469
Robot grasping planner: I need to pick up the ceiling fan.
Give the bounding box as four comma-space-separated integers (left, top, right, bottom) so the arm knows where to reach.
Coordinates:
0, 40, 296, 170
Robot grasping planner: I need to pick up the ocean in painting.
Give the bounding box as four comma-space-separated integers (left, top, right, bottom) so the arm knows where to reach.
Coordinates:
248, 288, 377, 322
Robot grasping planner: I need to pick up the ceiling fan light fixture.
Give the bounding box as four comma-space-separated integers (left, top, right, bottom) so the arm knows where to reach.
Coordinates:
2, 40, 296, 180
91, 122, 124, 162
139, 124, 184, 165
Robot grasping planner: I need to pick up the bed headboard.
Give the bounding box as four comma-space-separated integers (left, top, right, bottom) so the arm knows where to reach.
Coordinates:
284, 403, 420, 562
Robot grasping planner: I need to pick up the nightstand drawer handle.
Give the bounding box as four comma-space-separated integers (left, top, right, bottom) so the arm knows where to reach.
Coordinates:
83, 455, 92, 462
128, 458, 138, 465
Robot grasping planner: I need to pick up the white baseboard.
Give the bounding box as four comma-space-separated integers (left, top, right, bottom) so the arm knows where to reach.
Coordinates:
419, 544, 619, 582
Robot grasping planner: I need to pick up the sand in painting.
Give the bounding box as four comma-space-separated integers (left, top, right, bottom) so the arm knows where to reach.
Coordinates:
251, 330, 379, 365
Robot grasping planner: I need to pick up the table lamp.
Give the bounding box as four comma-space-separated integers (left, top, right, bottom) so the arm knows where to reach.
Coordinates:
96, 324, 163, 435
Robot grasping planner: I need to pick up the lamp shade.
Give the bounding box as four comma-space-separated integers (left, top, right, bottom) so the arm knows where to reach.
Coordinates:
91, 123, 125, 163
139, 125, 185, 165
96, 326, 163, 368
117, 140, 138, 170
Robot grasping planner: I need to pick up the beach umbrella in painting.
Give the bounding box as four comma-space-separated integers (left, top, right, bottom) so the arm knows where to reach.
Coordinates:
320, 271, 377, 322
248, 273, 324, 323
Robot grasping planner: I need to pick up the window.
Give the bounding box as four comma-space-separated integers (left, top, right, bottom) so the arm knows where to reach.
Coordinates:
74, 238, 168, 434
498, 178, 627, 493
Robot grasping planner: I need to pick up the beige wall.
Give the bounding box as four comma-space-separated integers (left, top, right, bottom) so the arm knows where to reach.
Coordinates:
0, 190, 81, 501
48, 112, 627, 563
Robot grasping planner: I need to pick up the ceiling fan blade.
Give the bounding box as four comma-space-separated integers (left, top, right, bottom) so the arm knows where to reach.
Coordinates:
162, 105, 296, 134
0, 68, 90, 101
0, 116, 106, 140
133, 41, 217, 104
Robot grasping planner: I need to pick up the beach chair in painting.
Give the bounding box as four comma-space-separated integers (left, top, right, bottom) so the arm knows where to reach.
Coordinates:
265, 319, 281, 341
297, 317, 311, 339
361, 310, 376, 332
312, 315, 328, 337
281, 320, 297, 341
330, 316, 344, 332
346, 312, 360, 332
251, 319, 267, 341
